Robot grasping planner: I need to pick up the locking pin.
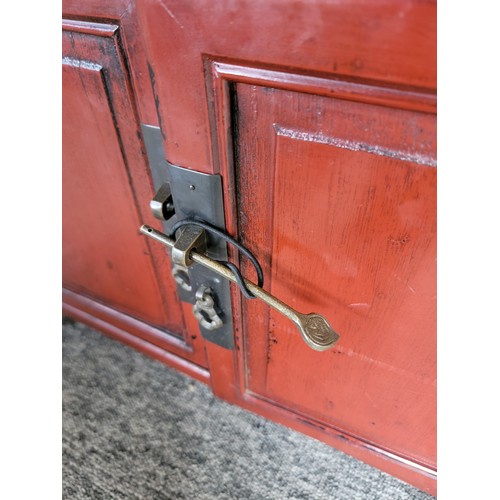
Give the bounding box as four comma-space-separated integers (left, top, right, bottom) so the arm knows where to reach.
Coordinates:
140, 224, 340, 351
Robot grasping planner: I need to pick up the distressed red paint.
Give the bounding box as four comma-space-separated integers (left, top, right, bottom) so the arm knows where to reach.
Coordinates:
63, 1, 436, 494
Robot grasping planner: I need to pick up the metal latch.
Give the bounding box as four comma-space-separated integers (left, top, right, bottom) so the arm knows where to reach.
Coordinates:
141, 124, 234, 349
140, 224, 340, 351
140, 124, 340, 351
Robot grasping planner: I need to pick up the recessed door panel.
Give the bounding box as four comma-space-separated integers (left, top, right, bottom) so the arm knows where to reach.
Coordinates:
234, 83, 436, 468
62, 21, 207, 367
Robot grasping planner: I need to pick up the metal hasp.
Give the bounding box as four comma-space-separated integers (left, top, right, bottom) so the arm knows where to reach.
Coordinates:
140, 225, 340, 351
150, 182, 175, 221
171, 226, 207, 268
192, 285, 224, 331
141, 124, 234, 349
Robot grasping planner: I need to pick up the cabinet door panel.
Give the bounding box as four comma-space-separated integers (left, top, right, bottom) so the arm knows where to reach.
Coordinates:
62, 0, 437, 491
234, 83, 436, 469
62, 21, 207, 367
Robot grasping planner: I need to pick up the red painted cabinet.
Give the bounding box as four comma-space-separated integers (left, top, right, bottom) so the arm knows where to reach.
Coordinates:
62, 1, 436, 494
62, 19, 209, 374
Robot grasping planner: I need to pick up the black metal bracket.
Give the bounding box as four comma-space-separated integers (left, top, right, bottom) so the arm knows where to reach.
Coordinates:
141, 124, 234, 349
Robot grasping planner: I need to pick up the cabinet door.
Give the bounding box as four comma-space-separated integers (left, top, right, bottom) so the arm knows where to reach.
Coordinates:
232, 79, 436, 475
137, 1, 436, 491
62, 20, 208, 372
63, 0, 437, 493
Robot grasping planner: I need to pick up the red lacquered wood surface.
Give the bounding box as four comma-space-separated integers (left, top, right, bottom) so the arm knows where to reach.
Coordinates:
62, 0, 436, 493
137, 0, 436, 171
62, 20, 208, 368
235, 83, 436, 465
209, 63, 436, 493
63, 0, 160, 126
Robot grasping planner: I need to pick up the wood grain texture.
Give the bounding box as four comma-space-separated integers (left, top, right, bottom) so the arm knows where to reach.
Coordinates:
62, 1, 437, 493
210, 63, 436, 494
203, 342, 437, 495
62, 20, 208, 367
240, 86, 436, 475
62, 2, 160, 126
137, 0, 436, 170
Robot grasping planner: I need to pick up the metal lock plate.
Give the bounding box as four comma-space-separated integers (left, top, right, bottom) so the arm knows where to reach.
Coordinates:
141, 124, 234, 349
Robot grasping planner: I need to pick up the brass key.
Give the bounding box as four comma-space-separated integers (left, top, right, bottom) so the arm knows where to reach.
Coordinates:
140, 224, 340, 351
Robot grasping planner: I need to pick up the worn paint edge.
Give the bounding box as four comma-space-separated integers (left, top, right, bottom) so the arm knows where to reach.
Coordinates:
62, 18, 118, 37
62, 56, 102, 71
211, 60, 436, 114
246, 390, 437, 478
275, 125, 436, 168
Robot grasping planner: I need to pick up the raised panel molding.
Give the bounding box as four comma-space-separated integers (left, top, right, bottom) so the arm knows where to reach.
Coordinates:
62, 19, 209, 369
207, 59, 436, 491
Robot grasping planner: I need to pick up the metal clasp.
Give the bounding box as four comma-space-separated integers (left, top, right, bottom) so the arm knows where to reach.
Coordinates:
171, 226, 223, 332
171, 226, 206, 268
140, 224, 340, 351
193, 286, 223, 331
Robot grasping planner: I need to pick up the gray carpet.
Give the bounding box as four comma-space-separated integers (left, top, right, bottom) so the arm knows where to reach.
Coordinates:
62, 319, 435, 500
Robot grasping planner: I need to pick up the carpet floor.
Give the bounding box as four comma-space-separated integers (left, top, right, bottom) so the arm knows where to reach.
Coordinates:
62, 319, 435, 500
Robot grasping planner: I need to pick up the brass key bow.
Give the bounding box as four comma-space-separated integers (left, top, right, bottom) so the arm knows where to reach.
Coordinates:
140, 224, 340, 351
